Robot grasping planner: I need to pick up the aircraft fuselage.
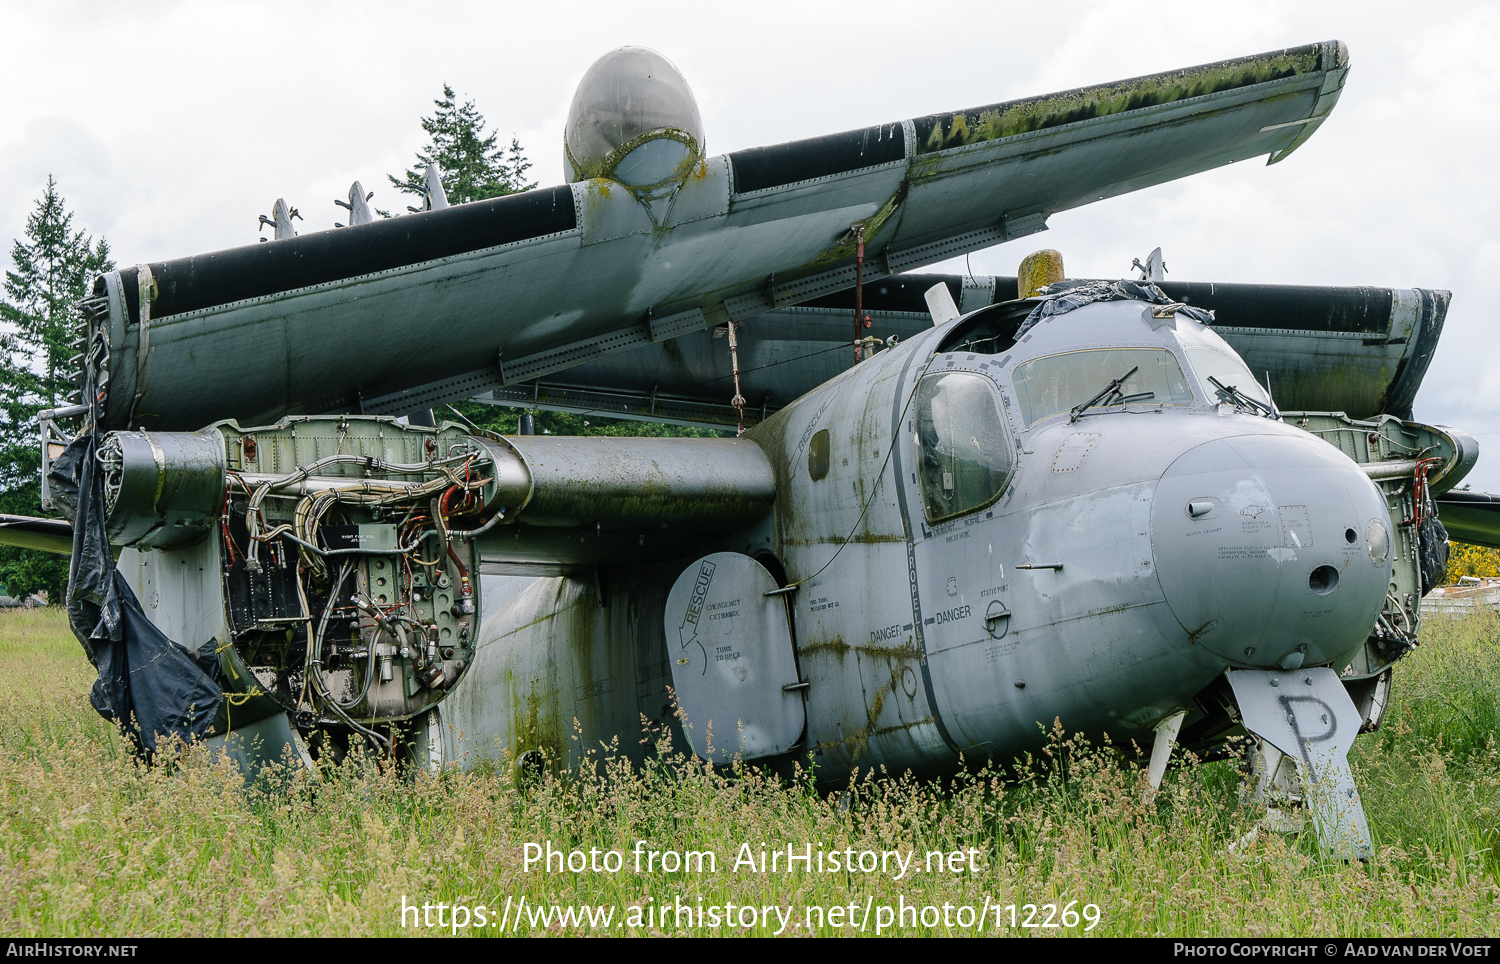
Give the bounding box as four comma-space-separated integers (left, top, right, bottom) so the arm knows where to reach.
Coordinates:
443, 299, 1395, 779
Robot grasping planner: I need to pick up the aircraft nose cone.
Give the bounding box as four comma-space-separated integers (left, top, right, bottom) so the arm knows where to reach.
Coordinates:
1150, 432, 1394, 669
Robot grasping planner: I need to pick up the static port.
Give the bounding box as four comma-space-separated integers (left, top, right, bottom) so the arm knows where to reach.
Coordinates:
1309, 565, 1339, 595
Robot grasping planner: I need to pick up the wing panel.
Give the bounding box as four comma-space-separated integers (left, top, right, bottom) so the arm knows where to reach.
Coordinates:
725, 160, 906, 228
121, 186, 579, 325
0, 514, 73, 555
475, 278, 1448, 429
110, 231, 595, 428
1436, 493, 1500, 550
81, 41, 1352, 432
729, 123, 906, 193
910, 44, 1331, 153
892, 81, 1323, 248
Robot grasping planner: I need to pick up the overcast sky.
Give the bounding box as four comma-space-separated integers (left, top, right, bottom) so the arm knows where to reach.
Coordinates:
2, 0, 1496, 487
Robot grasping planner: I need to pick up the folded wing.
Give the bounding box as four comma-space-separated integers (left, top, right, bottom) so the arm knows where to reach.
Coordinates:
478, 275, 1447, 431
77, 41, 1349, 432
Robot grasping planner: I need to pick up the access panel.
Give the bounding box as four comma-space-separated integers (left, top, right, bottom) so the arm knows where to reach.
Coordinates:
664, 553, 804, 762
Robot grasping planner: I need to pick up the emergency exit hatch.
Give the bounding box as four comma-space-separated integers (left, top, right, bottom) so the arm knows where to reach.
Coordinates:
664, 552, 804, 762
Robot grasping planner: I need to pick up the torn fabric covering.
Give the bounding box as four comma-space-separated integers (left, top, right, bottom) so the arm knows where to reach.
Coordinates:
44, 435, 85, 523
1016, 279, 1216, 339
88, 570, 223, 754
52, 360, 222, 756
56, 434, 119, 654
1419, 515, 1449, 598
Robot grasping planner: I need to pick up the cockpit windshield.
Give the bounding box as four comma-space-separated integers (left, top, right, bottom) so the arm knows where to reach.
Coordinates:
1012, 348, 1193, 426
1184, 348, 1272, 407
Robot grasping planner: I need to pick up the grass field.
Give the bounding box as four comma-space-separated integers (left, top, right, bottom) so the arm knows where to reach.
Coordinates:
0, 607, 1496, 937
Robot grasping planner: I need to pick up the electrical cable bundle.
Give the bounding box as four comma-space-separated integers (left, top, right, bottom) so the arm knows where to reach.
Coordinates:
222, 443, 496, 759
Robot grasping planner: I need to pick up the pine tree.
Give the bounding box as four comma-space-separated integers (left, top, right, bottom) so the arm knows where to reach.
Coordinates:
389, 85, 536, 206
0, 176, 113, 601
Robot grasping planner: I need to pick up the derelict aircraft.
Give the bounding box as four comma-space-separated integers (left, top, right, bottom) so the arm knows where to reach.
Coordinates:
3, 41, 1495, 859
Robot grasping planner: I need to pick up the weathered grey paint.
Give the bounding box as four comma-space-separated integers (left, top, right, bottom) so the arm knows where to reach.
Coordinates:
445, 297, 1445, 781
1228, 668, 1372, 859
663, 552, 804, 762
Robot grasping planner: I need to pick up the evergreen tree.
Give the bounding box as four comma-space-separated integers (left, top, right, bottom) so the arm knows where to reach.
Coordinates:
389, 85, 536, 206
0, 176, 113, 601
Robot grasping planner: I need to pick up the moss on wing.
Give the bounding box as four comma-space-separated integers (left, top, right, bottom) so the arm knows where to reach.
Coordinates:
919, 47, 1323, 154
803, 185, 907, 270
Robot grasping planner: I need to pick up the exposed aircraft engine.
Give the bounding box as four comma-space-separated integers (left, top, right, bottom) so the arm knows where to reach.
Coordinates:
563, 46, 704, 192
97, 430, 225, 549
68, 416, 774, 750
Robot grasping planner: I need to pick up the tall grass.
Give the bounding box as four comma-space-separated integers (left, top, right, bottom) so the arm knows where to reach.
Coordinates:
0, 607, 1495, 937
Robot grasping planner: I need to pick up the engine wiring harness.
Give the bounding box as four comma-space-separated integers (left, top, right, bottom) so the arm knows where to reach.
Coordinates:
217, 421, 501, 758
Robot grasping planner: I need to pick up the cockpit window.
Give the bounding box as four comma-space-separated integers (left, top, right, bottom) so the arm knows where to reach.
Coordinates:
914, 371, 1013, 523
1185, 348, 1271, 406
1012, 348, 1192, 426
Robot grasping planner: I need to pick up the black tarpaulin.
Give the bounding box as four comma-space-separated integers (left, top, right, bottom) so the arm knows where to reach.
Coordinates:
56, 434, 119, 651
1419, 515, 1450, 598
51, 388, 222, 757
88, 570, 222, 753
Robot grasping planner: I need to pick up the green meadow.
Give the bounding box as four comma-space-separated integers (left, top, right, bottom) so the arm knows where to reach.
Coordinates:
0, 606, 1495, 937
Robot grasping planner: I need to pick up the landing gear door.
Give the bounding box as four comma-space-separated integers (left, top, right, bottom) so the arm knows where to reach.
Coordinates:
664, 553, 804, 762
1228, 668, 1373, 860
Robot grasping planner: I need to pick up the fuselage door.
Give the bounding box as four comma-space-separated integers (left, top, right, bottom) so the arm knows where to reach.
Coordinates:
907, 363, 1017, 749
664, 552, 804, 762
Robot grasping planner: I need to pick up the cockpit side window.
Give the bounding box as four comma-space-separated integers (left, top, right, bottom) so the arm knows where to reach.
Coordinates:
914, 371, 1014, 524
